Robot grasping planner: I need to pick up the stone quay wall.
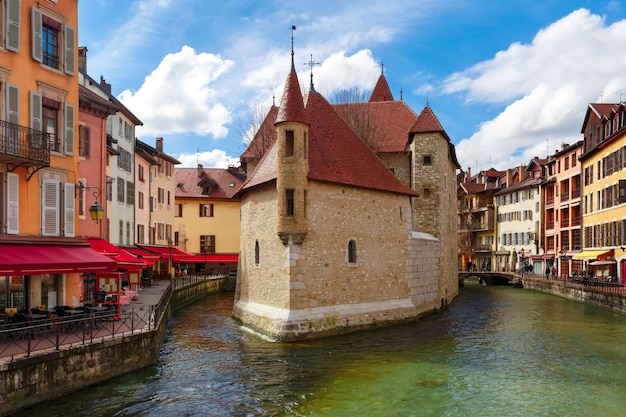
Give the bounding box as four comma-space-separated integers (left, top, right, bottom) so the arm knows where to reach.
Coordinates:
523, 279, 626, 313
0, 276, 229, 417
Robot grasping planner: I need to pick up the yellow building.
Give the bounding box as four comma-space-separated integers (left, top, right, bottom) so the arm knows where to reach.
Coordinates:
173, 165, 244, 272
0, 0, 115, 312
580, 103, 626, 282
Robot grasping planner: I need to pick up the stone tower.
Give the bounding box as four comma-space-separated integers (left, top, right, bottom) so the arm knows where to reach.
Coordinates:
275, 59, 309, 246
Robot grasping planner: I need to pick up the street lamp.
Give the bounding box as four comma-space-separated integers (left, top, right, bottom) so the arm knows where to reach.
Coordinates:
77, 185, 105, 223
167, 238, 173, 280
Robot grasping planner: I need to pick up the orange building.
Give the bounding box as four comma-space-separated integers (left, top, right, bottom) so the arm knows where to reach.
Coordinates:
0, 1, 115, 313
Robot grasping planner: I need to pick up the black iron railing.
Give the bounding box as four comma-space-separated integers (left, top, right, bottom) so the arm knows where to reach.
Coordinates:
0, 120, 50, 165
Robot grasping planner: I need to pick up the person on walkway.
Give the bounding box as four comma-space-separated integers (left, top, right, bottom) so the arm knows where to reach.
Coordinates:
551, 266, 557, 279
545, 267, 550, 280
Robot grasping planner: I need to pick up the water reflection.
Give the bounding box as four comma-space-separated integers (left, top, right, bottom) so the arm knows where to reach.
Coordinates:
17, 286, 626, 417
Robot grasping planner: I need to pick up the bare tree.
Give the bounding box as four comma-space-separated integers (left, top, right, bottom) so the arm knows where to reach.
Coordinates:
328, 87, 385, 151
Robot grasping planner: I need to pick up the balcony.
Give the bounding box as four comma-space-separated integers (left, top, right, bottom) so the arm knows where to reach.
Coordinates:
0, 120, 50, 168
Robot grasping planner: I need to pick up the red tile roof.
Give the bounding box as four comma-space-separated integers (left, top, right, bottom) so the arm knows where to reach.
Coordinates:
275, 69, 308, 125
240, 68, 417, 197
369, 74, 394, 102
241, 106, 278, 160
333, 101, 417, 153
410, 106, 449, 141
304, 90, 417, 196
175, 168, 244, 200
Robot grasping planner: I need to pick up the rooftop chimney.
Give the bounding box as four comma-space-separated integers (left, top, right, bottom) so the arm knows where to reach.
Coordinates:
197, 164, 204, 177
156, 137, 164, 152
78, 46, 87, 73
100, 76, 112, 94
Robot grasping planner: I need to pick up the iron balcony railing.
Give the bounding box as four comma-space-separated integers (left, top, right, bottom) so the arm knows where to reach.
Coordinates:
0, 120, 50, 165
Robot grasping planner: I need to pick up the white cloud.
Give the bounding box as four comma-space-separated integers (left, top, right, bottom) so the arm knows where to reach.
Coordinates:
118, 46, 235, 138
176, 149, 238, 168
447, 9, 626, 171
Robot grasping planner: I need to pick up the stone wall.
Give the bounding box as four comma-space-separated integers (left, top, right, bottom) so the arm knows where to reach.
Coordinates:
0, 277, 228, 417
234, 182, 443, 341
410, 131, 459, 307
523, 279, 626, 313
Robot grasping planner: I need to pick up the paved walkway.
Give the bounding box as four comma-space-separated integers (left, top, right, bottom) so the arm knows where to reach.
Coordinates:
0, 279, 173, 361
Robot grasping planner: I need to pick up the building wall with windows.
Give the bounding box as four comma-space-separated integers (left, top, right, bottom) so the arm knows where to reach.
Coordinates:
134, 145, 157, 245
544, 141, 583, 277
494, 175, 543, 272
174, 166, 244, 256
0, 0, 99, 309
580, 103, 626, 278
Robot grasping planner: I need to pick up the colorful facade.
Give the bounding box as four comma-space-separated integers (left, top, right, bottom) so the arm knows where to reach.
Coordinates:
0, 1, 116, 311
579, 103, 626, 282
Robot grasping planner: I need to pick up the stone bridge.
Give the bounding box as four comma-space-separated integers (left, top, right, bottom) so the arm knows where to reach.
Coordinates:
458, 271, 518, 286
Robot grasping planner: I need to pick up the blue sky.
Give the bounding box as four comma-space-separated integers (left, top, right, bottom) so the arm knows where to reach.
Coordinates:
78, 1, 626, 173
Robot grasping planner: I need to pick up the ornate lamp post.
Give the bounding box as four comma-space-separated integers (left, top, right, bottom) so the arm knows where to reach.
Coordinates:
77, 185, 105, 223
167, 238, 173, 280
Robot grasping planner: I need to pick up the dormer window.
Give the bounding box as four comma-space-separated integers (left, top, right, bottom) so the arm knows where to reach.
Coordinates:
197, 176, 218, 195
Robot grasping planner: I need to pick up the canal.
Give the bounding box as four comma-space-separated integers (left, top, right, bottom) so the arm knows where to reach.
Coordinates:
18, 284, 626, 416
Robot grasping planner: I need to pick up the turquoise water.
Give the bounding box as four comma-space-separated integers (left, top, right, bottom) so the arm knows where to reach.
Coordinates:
19, 285, 626, 416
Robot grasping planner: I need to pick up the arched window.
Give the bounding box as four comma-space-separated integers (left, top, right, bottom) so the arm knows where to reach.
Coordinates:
254, 240, 260, 266
348, 239, 357, 264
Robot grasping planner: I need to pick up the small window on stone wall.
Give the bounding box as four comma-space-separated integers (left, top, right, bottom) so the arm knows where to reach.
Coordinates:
423, 188, 431, 198
423, 155, 432, 165
348, 239, 357, 265
254, 240, 260, 266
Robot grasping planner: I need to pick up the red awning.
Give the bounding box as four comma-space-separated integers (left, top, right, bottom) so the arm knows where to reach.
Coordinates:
87, 238, 148, 270
0, 244, 116, 275
125, 247, 161, 261
136, 245, 193, 259
173, 253, 239, 264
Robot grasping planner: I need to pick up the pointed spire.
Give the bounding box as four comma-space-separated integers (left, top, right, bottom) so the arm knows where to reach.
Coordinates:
290, 25, 296, 72
276, 31, 308, 125
368, 71, 394, 102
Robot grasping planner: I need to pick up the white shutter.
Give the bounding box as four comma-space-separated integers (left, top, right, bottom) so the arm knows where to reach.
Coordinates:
7, 84, 19, 154
7, 84, 19, 124
64, 103, 74, 155
7, 173, 19, 234
42, 179, 59, 236
31, 7, 42, 63
30, 91, 42, 130
64, 24, 75, 75
64, 182, 75, 237
6, 0, 21, 52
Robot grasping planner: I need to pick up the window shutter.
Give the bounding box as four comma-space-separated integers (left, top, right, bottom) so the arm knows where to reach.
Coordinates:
7, 173, 19, 234
85, 126, 90, 157
64, 24, 75, 75
64, 182, 75, 237
31, 7, 42, 62
7, 84, 19, 124
6, 0, 21, 52
30, 91, 42, 130
64, 102, 74, 155
42, 179, 59, 236
619, 180, 626, 204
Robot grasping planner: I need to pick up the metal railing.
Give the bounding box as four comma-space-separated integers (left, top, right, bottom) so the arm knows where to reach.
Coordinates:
0, 120, 50, 164
0, 304, 157, 362
0, 272, 232, 362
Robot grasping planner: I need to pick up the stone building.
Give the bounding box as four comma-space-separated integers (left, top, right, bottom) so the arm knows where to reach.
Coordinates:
233, 53, 460, 341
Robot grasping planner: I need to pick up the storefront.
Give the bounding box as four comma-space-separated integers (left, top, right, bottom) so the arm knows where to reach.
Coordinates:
0, 242, 116, 311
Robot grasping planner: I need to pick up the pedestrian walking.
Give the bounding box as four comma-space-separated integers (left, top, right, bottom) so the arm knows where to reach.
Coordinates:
545, 267, 550, 280
551, 266, 557, 279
